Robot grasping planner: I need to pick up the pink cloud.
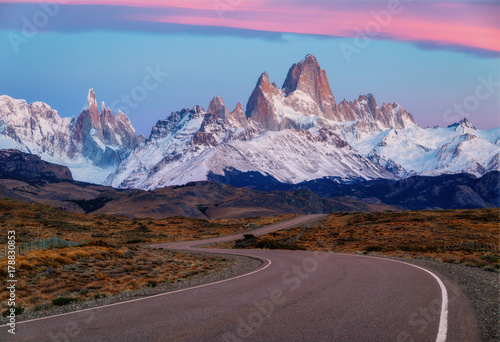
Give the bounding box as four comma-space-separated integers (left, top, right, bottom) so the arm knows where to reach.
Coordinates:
2, 0, 499, 53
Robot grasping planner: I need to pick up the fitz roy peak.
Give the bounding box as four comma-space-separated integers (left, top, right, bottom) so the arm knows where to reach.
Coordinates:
245, 54, 415, 133
0, 54, 498, 189
106, 55, 498, 190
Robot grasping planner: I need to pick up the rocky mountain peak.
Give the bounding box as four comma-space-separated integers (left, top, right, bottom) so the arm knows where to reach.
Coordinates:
28, 101, 59, 120
258, 71, 269, 84
71, 89, 144, 167
225, 102, 247, 128
192, 105, 205, 115
283, 54, 320, 95
447, 118, 477, 133
234, 102, 243, 112
207, 95, 230, 120
366, 93, 377, 112
116, 110, 135, 134
84, 89, 99, 118
246, 72, 283, 130
459, 118, 476, 130
100, 102, 116, 125
282, 54, 337, 119
75, 90, 102, 141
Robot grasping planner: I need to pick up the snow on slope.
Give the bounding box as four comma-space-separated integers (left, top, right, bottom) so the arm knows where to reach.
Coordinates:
353, 120, 500, 176
107, 109, 395, 190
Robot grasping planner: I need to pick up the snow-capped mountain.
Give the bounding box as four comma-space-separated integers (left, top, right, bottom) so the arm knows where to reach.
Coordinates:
355, 118, 500, 177
0, 89, 144, 183
108, 103, 394, 189
245, 54, 415, 134
106, 54, 498, 190
1, 54, 498, 189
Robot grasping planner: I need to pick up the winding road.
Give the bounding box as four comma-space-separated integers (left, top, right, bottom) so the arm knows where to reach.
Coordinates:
1, 215, 479, 341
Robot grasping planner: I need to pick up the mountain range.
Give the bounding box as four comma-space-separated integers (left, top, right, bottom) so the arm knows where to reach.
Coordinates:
1, 149, 497, 218
0, 54, 498, 190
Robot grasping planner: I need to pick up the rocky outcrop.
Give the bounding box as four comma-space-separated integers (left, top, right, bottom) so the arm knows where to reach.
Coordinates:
337, 94, 416, 130
191, 131, 218, 147
149, 106, 205, 141
208, 96, 248, 128
0, 149, 73, 181
226, 102, 248, 127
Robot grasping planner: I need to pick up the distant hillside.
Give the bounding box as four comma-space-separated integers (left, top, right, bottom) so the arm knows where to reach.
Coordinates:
210, 169, 500, 210
0, 149, 72, 181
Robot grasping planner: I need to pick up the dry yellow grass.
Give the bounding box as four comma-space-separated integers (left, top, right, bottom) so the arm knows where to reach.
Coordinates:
0, 244, 231, 313
0, 198, 295, 315
0, 198, 295, 246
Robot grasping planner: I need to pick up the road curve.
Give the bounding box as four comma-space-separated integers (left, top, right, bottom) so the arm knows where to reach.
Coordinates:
1, 215, 479, 342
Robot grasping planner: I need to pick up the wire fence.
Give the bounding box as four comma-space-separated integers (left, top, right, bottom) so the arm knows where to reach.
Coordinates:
2, 236, 85, 258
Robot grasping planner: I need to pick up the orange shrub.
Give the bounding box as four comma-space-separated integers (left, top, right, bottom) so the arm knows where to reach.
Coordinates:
459, 255, 489, 267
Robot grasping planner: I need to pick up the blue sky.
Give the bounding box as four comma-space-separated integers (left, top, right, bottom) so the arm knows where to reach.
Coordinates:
0, 2, 499, 135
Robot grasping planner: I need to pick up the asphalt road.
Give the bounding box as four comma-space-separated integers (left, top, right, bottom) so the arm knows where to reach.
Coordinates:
1, 215, 479, 342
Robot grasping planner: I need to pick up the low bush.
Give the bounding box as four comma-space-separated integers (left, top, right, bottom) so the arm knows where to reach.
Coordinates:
85, 240, 111, 247
364, 245, 384, 252
441, 254, 460, 264
253, 238, 304, 250
459, 255, 489, 268
34, 304, 50, 312
126, 239, 143, 244
52, 297, 78, 307
2, 307, 25, 317
483, 266, 496, 273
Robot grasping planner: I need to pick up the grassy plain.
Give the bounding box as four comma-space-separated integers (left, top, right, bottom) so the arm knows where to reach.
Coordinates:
0, 198, 294, 314
222, 209, 500, 270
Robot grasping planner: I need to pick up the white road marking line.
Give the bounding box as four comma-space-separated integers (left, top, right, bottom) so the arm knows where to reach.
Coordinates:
0, 257, 273, 327
362, 255, 448, 342
0, 215, 321, 328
